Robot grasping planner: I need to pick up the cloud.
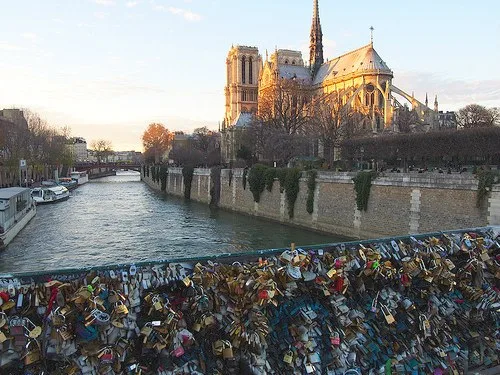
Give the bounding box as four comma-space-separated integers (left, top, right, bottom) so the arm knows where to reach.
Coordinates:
0, 41, 25, 51
21, 32, 38, 41
126, 1, 139, 7
92, 0, 115, 5
153, 5, 202, 21
393, 71, 500, 110
94, 11, 108, 19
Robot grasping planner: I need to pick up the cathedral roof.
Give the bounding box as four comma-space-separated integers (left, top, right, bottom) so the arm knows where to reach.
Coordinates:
313, 43, 392, 85
232, 112, 253, 128
278, 64, 312, 84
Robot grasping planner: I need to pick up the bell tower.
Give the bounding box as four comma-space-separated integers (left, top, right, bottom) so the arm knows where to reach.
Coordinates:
224, 46, 261, 130
309, 0, 324, 76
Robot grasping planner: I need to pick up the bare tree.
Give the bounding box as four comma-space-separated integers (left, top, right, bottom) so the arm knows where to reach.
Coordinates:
91, 140, 113, 163
307, 94, 357, 166
395, 104, 420, 133
456, 104, 497, 128
246, 77, 311, 165
258, 77, 311, 136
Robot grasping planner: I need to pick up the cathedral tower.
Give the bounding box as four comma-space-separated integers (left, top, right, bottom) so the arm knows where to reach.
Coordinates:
309, 0, 324, 76
224, 46, 261, 130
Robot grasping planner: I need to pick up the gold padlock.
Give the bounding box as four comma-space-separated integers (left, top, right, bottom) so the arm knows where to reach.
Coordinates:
140, 323, 153, 337
381, 304, 395, 325
24, 340, 41, 366
222, 340, 234, 359
152, 296, 163, 311
114, 301, 129, 316
326, 268, 337, 279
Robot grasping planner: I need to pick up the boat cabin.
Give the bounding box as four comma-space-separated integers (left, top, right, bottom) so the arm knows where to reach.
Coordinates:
0, 187, 33, 234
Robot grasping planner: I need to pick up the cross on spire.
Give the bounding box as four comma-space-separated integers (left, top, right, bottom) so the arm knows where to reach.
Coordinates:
370, 26, 374, 46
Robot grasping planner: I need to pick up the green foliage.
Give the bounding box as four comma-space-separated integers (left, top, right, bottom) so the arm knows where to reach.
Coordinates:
476, 170, 499, 207
352, 171, 377, 211
248, 164, 268, 203
182, 166, 195, 199
264, 168, 277, 192
276, 168, 287, 193
285, 168, 302, 218
306, 170, 317, 214
236, 145, 253, 163
242, 168, 248, 190
159, 165, 168, 191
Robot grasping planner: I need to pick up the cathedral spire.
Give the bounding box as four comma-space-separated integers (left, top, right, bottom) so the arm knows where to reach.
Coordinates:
310, 0, 324, 76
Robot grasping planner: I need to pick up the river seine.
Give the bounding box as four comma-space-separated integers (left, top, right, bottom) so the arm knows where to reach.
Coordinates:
0, 171, 344, 273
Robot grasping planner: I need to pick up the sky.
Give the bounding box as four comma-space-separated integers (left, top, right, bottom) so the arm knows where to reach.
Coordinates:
0, 0, 499, 151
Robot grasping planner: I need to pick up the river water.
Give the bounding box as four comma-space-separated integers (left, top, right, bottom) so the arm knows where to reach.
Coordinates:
0, 171, 344, 273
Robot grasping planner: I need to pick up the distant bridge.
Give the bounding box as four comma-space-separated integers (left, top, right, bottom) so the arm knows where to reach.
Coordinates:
73, 162, 142, 172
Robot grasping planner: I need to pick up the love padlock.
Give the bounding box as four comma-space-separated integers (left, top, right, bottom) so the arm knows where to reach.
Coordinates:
283, 350, 293, 364
98, 347, 114, 364
222, 340, 234, 359
330, 331, 340, 346
114, 301, 129, 316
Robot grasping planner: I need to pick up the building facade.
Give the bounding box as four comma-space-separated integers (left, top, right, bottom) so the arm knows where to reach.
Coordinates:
221, 0, 439, 163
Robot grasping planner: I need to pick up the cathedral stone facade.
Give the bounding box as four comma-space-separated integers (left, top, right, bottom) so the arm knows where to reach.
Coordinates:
221, 0, 438, 163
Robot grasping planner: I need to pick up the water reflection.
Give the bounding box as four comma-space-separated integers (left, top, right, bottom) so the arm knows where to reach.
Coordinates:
0, 171, 344, 272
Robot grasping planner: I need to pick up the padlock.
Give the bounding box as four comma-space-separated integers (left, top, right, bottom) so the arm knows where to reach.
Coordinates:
280, 250, 293, 262
108, 290, 120, 304
58, 325, 73, 341
114, 301, 129, 316
283, 350, 293, 364
419, 314, 431, 338
98, 347, 114, 364
25, 319, 42, 339
140, 323, 153, 337
23, 340, 41, 366
330, 331, 340, 346
305, 362, 315, 374
222, 340, 234, 359
381, 304, 395, 324
152, 296, 163, 311
326, 268, 337, 279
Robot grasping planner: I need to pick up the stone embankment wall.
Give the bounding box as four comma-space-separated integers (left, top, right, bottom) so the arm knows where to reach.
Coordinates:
143, 168, 499, 239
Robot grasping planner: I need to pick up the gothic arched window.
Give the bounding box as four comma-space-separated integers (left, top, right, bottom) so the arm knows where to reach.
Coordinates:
241, 57, 246, 84
249, 57, 253, 84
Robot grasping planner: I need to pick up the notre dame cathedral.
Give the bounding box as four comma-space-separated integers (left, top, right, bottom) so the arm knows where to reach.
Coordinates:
221, 0, 439, 163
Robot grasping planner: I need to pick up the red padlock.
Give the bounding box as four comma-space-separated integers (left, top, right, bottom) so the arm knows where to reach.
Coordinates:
0, 292, 9, 302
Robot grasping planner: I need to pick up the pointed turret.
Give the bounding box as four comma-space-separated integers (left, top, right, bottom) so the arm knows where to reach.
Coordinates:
434, 95, 439, 112
425, 93, 428, 107
309, 0, 324, 76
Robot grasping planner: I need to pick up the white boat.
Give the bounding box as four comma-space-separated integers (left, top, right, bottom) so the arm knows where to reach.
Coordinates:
0, 187, 37, 250
31, 186, 70, 205
70, 171, 89, 185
